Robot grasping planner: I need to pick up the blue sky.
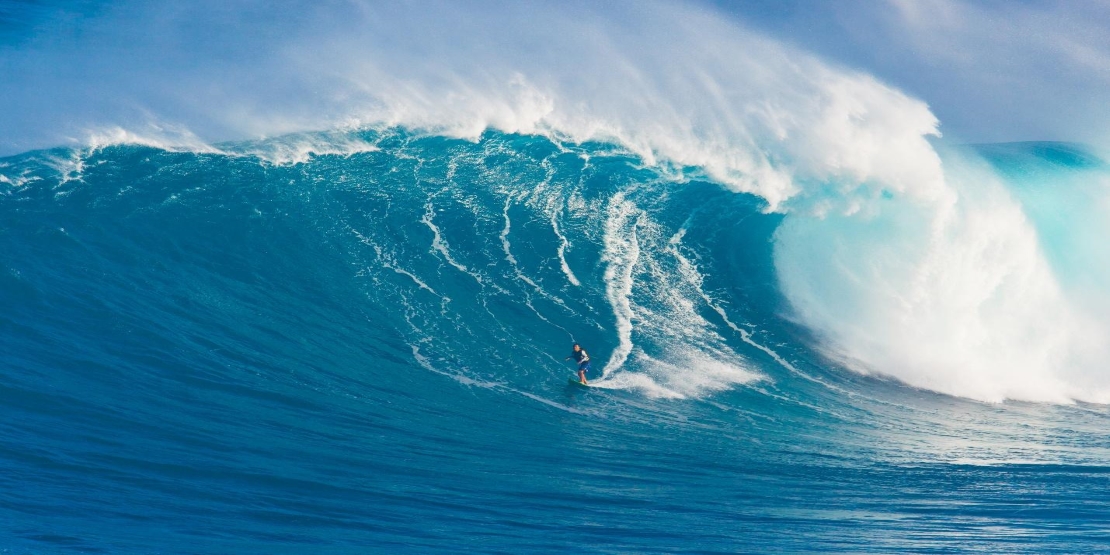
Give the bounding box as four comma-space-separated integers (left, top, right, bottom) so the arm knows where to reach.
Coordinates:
2, 0, 1109, 154
715, 0, 1110, 145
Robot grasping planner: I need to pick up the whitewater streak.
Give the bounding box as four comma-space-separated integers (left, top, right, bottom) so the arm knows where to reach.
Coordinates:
4, 0, 1110, 402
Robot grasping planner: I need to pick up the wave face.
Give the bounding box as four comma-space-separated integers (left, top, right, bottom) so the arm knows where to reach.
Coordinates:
3, 131, 1110, 553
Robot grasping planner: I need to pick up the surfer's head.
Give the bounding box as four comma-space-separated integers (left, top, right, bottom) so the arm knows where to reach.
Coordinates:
572, 343, 580, 351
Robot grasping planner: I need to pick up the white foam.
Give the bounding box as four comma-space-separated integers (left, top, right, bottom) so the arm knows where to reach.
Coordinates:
596, 350, 760, 400
774, 152, 1110, 403
228, 131, 381, 166
76, 124, 384, 166
0, 172, 38, 188
44, 149, 88, 186
82, 124, 224, 155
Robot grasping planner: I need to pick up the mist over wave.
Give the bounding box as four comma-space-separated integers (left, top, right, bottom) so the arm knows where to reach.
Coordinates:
2, 0, 941, 210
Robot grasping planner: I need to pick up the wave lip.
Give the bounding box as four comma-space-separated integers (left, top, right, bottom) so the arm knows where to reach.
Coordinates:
3, 0, 943, 215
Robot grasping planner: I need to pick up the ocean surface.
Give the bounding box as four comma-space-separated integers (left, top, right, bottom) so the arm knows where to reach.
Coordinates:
3, 129, 1110, 553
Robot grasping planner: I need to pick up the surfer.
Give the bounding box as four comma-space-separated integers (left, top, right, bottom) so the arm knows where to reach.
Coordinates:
566, 343, 592, 384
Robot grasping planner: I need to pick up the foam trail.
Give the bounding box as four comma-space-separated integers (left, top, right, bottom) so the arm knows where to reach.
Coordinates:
499, 196, 574, 314
0, 169, 39, 188
592, 371, 684, 400
550, 201, 582, 287
353, 230, 438, 295
601, 192, 641, 377
422, 201, 474, 276
665, 228, 799, 377
34, 150, 89, 187
499, 197, 520, 267
498, 197, 574, 334
411, 345, 584, 414
592, 350, 760, 400
420, 198, 518, 330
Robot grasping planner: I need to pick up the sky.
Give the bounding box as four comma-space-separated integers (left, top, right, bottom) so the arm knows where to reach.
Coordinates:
715, 0, 1110, 145
2, 0, 1110, 154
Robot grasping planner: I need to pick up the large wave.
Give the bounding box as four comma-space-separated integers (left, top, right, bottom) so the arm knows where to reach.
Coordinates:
4, 0, 1109, 403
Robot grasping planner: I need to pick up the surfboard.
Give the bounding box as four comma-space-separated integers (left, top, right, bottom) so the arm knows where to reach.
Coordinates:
568, 378, 591, 387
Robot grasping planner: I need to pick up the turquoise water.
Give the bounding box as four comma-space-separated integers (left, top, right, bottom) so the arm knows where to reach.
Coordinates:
3, 130, 1110, 553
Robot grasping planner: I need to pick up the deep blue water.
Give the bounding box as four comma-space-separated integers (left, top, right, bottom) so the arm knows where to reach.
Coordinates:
3, 130, 1110, 553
